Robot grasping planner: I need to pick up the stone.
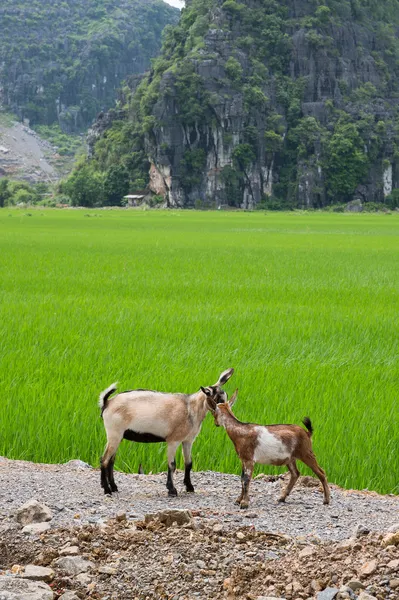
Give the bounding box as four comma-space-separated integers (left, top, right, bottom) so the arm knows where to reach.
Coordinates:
22, 522, 51, 535
23, 565, 55, 582
387, 523, 399, 533
317, 589, 339, 600
15, 500, 52, 526
352, 524, 370, 538
345, 200, 363, 213
382, 532, 399, 547
0, 576, 54, 599
299, 545, 316, 558
387, 559, 399, 569
347, 580, 365, 591
390, 579, 399, 589
54, 556, 94, 576
115, 512, 126, 522
64, 460, 91, 469
144, 509, 193, 527
359, 560, 378, 577
75, 573, 91, 585
212, 523, 223, 533
58, 593, 79, 600
358, 594, 377, 600
236, 532, 245, 540
339, 585, 356, 598
59, 546, 79, 556
98, 566, 117, 575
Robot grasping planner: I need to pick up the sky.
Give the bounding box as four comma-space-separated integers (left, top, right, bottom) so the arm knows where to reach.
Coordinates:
164, 0, 185, 8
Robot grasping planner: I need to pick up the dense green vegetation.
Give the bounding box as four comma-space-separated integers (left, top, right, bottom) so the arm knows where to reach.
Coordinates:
69, 0, 399, 208
0, 210, 398, 495
0, 0, 179, 130
0, 179, 51, 207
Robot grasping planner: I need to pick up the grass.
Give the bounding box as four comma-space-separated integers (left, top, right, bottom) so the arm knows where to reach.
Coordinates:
0, 209, 398, 495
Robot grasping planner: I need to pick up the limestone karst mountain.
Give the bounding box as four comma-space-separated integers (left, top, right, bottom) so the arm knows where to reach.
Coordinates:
72, 0, 399, 208
0, 0, 179, 132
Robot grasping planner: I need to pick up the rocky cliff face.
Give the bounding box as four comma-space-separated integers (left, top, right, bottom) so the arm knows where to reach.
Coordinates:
134, 0, 399, 208
0, 0, 179, 132
86, 0, 399, 209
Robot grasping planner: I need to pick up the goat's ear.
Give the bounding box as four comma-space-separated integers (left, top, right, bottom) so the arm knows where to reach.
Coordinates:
206, 396, 217, 412
217, 368, 234, 386
201, 386, 212, 397
229, 388, 238, 407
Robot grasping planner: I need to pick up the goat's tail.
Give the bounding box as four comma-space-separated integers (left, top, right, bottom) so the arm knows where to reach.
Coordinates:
99, 382, 118, 416
302, 416, 313, 437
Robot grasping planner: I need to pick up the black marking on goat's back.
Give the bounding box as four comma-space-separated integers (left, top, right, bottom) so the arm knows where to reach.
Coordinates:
123, 429, 166, 443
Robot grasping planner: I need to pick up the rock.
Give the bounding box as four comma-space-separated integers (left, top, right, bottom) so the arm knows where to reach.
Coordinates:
15, 500, 52, 525
390, 579, 399, 589
387, 523, 399, 533
0, 576, 53, 599
115, 512, 126, 522
58, 593, 79, 600
317, 589, 339, 600
54, 556, 94, 576
196, 560, 206, 569
358, 594, 377, 600
98, 566, 117, 575
347, 580, 365, 591
23, 565, 55, 582
339, 585, 356, 598
359, 560, 378, 577
22, 522, 51, 535
345, 200, 363, 213
63, 460, 92, 469
382, 531, 399, 546
352, 524, 370, 538
387, 559, 399, 569
75, 573, 92, 585
299, 545, 316, 558
59, 546, 79, 556
144, 509, 193, 527
236, 532, 245, 540
213, 523, 223, 533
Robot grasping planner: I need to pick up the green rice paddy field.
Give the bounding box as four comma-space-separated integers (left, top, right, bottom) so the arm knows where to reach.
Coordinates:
0, 209, 398, 494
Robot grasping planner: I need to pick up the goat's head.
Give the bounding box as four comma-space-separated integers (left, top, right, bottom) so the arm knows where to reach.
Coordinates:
206, 389, 238, 426
200, 368, 234, 407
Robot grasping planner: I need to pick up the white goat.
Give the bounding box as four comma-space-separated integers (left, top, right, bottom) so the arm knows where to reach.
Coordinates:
99, 368, 234, 496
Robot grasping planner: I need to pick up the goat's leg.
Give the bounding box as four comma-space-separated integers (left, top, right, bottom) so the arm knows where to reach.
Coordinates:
182, 441, 194, 492
301, 452, 330, 505
166, 442, 179, 497
278, 459, 300, 503
108, 454, 118, 493
238, 461, 254, 509
100, 433, 122, 495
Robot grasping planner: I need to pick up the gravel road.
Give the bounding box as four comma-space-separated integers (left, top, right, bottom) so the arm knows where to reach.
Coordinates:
1, 457, 397, 541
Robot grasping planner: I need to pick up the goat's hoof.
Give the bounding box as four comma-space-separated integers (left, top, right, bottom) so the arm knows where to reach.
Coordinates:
240, 501, 249, 509
111, 485, 118, 493
277, 496, 286, 503
235, 498, 242, 506
323, 499, 330, 505
104, 490, 112, 496
185, 485, 195, 493
168, 489, 178, 497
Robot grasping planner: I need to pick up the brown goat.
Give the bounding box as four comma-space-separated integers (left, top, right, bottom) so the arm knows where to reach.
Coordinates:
205, 390, 330, 508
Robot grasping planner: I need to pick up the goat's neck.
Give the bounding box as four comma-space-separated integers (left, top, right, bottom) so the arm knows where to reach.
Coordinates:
218, 409, 244, 433
189, 391, 209, 425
